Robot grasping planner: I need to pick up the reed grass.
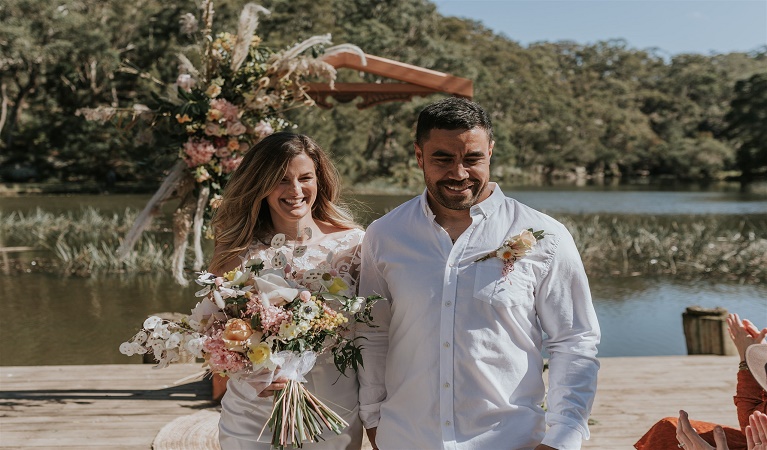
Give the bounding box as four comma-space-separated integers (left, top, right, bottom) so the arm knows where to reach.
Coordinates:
1, 208, 764, 282
0, 208, 172, 275
560, 215, 766, 283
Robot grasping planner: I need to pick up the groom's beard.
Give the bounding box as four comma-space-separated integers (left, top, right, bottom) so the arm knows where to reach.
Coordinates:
427, 177, 487, 211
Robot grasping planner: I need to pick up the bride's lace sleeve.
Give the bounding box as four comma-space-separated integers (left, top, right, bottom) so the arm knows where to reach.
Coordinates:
242, 228, 365, 297
319, 228, 364, 295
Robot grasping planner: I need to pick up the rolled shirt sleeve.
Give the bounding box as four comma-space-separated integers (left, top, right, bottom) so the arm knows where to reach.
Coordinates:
536, 227, 601, 450
357, 226, 392, 429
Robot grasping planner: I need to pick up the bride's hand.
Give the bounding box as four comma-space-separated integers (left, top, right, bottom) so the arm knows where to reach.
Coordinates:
256, 377, 288, 398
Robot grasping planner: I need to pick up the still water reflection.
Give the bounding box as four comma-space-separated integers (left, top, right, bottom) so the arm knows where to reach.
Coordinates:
1, 184, 765, 365
1, 272, 764, 366
1, 181, 766, 218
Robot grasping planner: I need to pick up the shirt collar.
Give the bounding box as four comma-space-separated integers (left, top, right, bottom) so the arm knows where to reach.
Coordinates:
419, 182, 505, 219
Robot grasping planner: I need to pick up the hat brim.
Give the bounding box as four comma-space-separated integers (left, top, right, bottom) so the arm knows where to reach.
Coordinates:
746, 343, 767, 392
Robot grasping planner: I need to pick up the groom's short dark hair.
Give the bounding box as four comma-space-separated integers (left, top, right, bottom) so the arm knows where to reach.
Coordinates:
415, 97, 493, 147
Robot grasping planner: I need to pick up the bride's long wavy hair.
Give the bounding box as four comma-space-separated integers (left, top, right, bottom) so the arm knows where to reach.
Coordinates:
208, 132, 357, 274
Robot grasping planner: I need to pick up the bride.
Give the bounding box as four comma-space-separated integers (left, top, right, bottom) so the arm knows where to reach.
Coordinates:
208, 132, 364, 450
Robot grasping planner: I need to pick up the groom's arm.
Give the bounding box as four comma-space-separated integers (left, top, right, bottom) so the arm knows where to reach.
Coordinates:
535, 229, 601, 450
357, 231, 392, 435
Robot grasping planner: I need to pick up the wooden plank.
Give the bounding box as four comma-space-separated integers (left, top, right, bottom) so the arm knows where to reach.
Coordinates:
0, 356, 745, 449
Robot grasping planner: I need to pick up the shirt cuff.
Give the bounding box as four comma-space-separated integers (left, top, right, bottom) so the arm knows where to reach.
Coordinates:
541, 423, 584, 450
359, 402, 382, 429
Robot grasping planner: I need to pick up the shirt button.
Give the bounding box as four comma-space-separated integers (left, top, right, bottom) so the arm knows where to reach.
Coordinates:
443, 342, 450, 348
445, 420, 451, 426
443, 382, 450, 388
445, 301, 452, 307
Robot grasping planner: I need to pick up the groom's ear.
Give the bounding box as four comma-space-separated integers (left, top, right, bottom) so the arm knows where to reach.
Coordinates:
414, 142, 424, 169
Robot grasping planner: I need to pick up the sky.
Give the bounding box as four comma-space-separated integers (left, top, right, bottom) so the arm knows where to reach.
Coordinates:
432, 0, 767, 56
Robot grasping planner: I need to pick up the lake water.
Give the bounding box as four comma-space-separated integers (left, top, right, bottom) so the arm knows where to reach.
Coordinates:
1, 182, 766, 365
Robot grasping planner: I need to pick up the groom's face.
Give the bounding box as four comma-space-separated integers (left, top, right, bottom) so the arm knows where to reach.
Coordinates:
415, 127, 494, 211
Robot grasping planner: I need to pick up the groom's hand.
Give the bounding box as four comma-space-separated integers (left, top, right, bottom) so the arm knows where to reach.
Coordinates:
534, 445, 557, 450
366, 427, 378, 450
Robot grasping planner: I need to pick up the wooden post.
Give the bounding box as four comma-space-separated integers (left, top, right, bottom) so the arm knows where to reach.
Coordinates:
682, 306, 737, 356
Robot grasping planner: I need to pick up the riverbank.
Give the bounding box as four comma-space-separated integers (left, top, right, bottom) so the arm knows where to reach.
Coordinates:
0, 355, 741, 449
2, 207, 764, 282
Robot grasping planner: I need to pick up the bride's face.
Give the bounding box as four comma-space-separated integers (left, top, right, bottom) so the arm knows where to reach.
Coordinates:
266, 153, 318, 226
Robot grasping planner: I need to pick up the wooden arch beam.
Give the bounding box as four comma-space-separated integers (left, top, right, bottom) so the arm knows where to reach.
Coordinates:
307, 51, 473, 109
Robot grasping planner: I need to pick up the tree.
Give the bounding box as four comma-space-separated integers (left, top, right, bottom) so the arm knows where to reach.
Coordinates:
726, 72, 767, 180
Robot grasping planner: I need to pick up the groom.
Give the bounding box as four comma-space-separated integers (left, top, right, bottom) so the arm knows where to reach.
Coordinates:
357, 97, 600, 450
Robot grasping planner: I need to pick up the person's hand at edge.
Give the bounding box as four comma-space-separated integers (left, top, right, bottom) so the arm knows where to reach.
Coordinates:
746, 410, 767, 450
727, 313, 767, 361
677, 409, 729, 450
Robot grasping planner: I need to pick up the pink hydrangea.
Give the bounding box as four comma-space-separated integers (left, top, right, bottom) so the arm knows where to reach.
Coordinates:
255, 301, 293, 334
203, 328, 248, 373
182, 138, 216, 168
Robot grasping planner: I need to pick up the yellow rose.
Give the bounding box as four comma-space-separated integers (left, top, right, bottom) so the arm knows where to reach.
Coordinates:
247, 342, 271, 365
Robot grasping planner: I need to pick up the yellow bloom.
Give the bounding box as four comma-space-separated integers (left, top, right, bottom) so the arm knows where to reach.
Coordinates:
247, 342, 271, 365
206, 84, 222, 98
327, 277, 349, 295
207, 109, 223, 121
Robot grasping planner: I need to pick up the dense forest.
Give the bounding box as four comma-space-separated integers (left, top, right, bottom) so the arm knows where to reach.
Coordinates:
2, 0, 766, 189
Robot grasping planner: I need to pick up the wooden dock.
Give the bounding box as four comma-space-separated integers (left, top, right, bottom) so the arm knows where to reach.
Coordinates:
0, 355, 742, 449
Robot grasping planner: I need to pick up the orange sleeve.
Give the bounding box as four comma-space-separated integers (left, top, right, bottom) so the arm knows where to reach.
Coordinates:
735, 369, 767, 432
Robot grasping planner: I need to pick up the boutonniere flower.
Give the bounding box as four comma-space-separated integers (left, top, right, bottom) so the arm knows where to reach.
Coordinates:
476, 228, 546, 278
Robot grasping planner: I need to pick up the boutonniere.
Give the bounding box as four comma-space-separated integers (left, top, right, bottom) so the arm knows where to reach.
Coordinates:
475, 228, 546, 278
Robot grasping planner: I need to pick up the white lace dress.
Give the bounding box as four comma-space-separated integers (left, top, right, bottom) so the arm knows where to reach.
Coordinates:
218, 228, 365, 450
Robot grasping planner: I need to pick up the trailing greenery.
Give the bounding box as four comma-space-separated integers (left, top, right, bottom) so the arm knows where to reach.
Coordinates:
2, 208, 764, 283
1, 0, 767, 187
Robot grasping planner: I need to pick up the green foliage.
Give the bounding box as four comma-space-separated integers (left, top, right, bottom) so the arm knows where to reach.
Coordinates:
726, 72, 767, 178
2, 0, 767, 185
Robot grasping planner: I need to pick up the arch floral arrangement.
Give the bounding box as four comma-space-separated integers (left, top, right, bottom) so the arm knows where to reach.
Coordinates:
78, 1, 365, 284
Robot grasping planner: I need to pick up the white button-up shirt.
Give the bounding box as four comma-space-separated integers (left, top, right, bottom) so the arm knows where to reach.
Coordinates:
358, 184, 600, 450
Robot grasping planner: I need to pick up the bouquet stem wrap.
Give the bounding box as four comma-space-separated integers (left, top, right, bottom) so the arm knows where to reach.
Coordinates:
254, 351, 349, 449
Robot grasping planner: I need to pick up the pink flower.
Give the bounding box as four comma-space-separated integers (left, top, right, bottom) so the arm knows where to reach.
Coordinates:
203, 328, 249, 373
176, 74, 195, 92
182, 138, 216, 168
204, 123, 224, 137
215, 147, 232, 158
254, 120, 274, 138
257, 302, 293, 334
210, 99, 240, 122
221, 156, 243, 174
226, 121, 247, 136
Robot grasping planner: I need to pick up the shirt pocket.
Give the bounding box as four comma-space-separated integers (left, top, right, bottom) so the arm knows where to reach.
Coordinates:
473, 258, 535, 308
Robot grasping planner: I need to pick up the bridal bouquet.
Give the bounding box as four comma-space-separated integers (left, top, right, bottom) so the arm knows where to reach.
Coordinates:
120, 232, 379, 448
